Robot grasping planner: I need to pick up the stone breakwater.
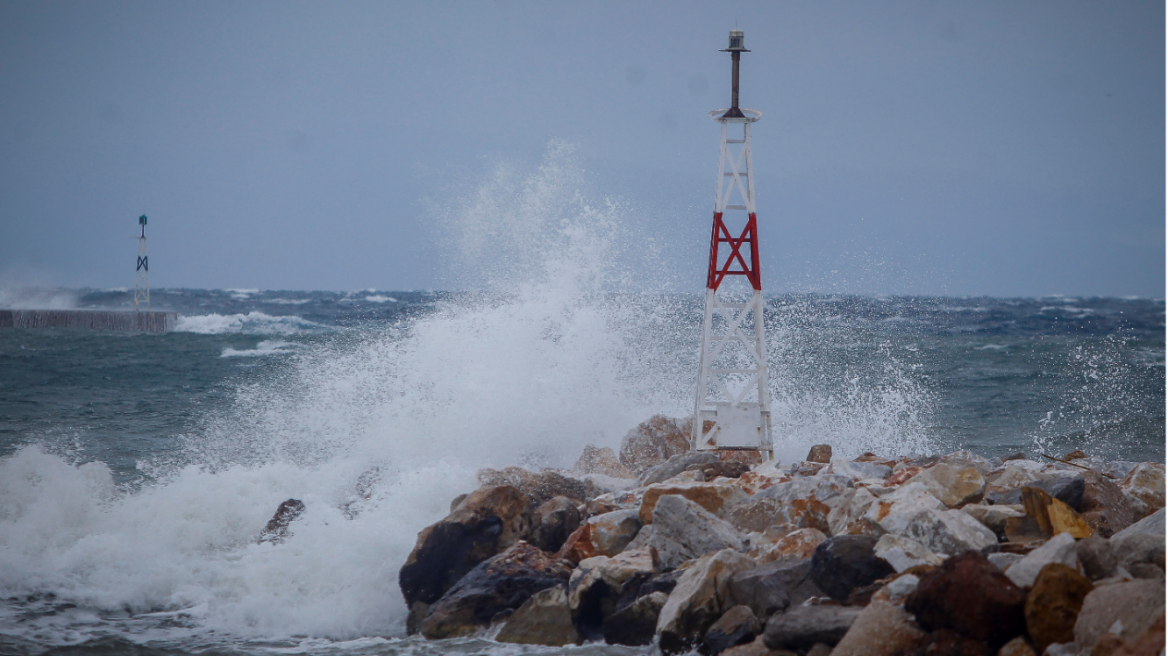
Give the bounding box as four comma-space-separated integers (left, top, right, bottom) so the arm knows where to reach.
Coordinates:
394, 416, 1166, 656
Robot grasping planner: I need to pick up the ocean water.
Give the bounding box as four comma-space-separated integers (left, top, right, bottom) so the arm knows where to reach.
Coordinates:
0, 151, 1163, 655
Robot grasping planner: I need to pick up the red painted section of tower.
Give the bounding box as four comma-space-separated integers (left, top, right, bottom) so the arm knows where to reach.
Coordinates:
706, 212, 761, 291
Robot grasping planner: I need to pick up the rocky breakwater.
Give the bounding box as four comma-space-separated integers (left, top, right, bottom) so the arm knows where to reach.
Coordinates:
398, 415, 1166, 655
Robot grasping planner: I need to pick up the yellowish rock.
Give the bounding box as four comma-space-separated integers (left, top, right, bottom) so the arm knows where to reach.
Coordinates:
639, 481, 747, 524
1021, 486, 1093, 539
1120, 461, 1166, 521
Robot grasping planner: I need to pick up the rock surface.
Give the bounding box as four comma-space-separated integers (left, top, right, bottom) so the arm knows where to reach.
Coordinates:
619, 415, 691, 474
902, 507, 998, 556
906, 550, 1027, 647
494, 584, 580, 646
1020, 486, 1093, 539
602, 591, 668, 646
656, 549, 755, 655
639, 481, 747, 524
831, 599, 927, 656
586, 509, 642, 556
1023, 563, 1093, 654
809, 535, 895, 602
762, 605, 863, 652
1005, 532, 1079, 588
529, 495, 581, 553
912, 462, 987, 507
258, 498, 305, 544
1078, 471, 1134, 538
650, 494, 745, 571
568, 550, 654, 637
806, 444, 832, 464
703, 605, 761, 655
752, 527, 827, 564
1120, 461, 1166, 521
573, 445, 636, 479
873, 534, 944, 572
1074, 533, 1117, 580
729, 557, 822, 618
640, 452, 722, 487
478, 467, 603, 506
1073, 578, 1166, 651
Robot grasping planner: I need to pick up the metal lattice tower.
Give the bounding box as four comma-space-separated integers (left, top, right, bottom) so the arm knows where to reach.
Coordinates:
134, 214, 149, 309
692, 29, 773, 459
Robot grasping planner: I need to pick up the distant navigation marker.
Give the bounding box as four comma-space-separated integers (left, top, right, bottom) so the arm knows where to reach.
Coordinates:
134, 214, 149, 309
692, 29, 773, 459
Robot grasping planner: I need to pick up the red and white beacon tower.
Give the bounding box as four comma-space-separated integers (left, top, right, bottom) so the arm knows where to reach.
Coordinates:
692, 29, 773, 459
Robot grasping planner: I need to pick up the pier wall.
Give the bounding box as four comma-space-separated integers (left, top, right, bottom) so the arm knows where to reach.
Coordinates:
0, 310, 177, 332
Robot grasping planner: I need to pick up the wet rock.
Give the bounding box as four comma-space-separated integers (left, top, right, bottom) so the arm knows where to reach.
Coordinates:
905, 551, 1027, 648
400, 485, 535, 607
729, 476, 849, 534
258, 498, 305, 544
827, 487, 880, 537
762, 605, 863, 652
751, 527, 827, 565
656, 549, 756, 655
495, 584, 580, 646
1110, 507, 1164, 541
790, 461, 826, 477
988, 477, 1086, 511
586, 509, 642, 556
910, 629, 994, 656
995, 636, 1036, 656
613, 569, 680, 614
807, 444, 832, 464
829, 458, 892, 482
721, 634, 796, 656
1024, 563, 1093, 654
650, 494, 745, 571
913, 463, 987, 507
689, 460, 753, 481
1074, 534, 1117, 580
703, 605, 761, 655
478, 467, 604, 506
639, 452, 722, 487
729, 557, 822, 618
639, 481, 748, 524
572, 445, 635, 479
809, 535, 895, 602
556, 522, 599, 565
529, 496, 582, 553
1119, 462, 1165, 521
1005, 532, 1079, 589
1073, 579, 1166, 652
962, 503, 1025, 539
419, 542, 571, 639
602, 591, 668, 646
874, 534, 944, 572
903, 508, 998, 557
1078, 471, 1134, 538
568, 549, 654, 638
886, 465, 923, 487
864, 482, 947, 536
405, 601, 429, 635
831, 599, 928, 656
1019, 486, 1093, 539
1110, 532, 1166, 573
619, 415, 692, 474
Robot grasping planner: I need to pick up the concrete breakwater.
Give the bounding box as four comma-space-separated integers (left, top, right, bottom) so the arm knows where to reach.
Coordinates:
0, 309, 177, 332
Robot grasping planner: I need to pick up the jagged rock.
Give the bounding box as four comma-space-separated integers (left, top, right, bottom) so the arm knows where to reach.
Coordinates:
903, 507, 998, 557
722, 634, 795, 656
1120, 462, 1165, 521
790, 461, 827, 477
906, 551, 1027, 648
405, 601, 429, 635
419, 542, 571, 639
807, 444, 832, 464
656, 549, 756, 655
1073, 579, 1166, 652
650, 495, 745, 571
762, 605, 863, 652
478, 467, 604, 506
400, 485, 535, 607
1024, 563, 1093, 654
728, 476, 850, 534
864, 482, 947, 536
704, 605, 761, 655
987, 552, 1023, 572
831, 599, 928, 656
751, 528, 827, 564
557, 522, 599, 564
495, 584, 580, 646
829, 458, 892, 482
809, 535, 894, 602
996, 636, 1037, 656
1020, 486, 1093, 539
572, 445, 636, 479
689, 460, 753, 481
619, 415, 692, 474
529, 496, 581, 553
729, 557, 823, 618
986, 477, 1085, 511
1005, 532, 1079, 588
886, 465, 923, 487
1111, 507, 1164, 541
568, 549, 654, 638
1102, 611, 1165, 656
639, 481, 748, 524
878, 572, 920, 603
639, 452, 722, 487
258, 498, 305, 544
1078, 471, 1134, 538
1075, 534, 1117, 580
827, 487, 881, 537
603, 591, 668, 645
624, 523, 653, 552
613, 569, 681, 615
912, 629, 994, 655
912, 463, 987, 507
962, 503, 1025, 539
874, 534, 944, 572
1110, 532, 1166, 573
586, 509, 642, 556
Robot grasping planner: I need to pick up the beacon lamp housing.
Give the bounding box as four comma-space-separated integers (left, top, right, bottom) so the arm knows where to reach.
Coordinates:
722, 29, 749, 53
139, 215, 147, 226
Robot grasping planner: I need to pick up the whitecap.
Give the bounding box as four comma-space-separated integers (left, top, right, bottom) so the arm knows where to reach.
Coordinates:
220, 340, 299, 358
174, 312, 324, 335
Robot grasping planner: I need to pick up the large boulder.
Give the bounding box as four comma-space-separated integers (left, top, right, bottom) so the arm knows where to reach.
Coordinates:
961, 503, 1025, 540
572, 445, 635, 479
639, 451, 721, 487
477, 467, 604, 506
986, 476, 1084, 510
494, 584, 580, 646
650, 495, 745, 571
703, 605, 762, 655
809, 535, 895, 602
873, 534, 944, 572
902, 507, 998, 557
1019, 486, 1093, 539
863, 482, 946, 536
762, 605, 863, 652
639, 481, 748, 524
529, 495, 581, 553
909, 462, 986, 507
905, 550, 1027, 648
728, 557, 823, 618
1073, 579, 1166, 653
827, 487, 880, 537
1004, 532, 1079, 589
1075, 534, 1118, 580
399, 485, 535, 608
258, 498, 305, 544
751, 527, 827, 564
1078, 471, 1134, 538
602, 591, 669, 646
727, 475, 850, 534
586, 509, 642, 556
419, 542, 572, 639
619, 415, 691, 474
830, 599, 928, 656
656, 549, 756, 655
568, 550, 654, 638
1111, 507, 1165, 541
1024, 563, 1093, 655
1120, 461, 1166, 521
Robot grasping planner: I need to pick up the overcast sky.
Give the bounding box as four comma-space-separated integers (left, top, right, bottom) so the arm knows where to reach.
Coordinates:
0, 1, 1163, 297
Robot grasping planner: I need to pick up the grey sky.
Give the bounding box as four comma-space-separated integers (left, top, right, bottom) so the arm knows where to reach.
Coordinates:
0, 1, 1163, 297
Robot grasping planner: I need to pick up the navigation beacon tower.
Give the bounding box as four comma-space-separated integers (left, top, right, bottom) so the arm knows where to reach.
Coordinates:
692, 29, 773, 459
134, 214, 150, 309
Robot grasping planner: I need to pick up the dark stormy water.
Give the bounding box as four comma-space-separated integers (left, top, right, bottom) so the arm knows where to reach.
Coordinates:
0, 286, 1162, 656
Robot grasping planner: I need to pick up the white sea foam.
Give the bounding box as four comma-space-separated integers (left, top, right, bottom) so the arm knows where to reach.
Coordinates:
363, 295, 397, 303
975, 343, 1008, 350
221, 340, 299, 358
175, 312, 323, 335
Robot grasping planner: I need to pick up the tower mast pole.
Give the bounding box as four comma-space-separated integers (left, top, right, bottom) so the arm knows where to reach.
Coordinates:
134, 215, 149, 309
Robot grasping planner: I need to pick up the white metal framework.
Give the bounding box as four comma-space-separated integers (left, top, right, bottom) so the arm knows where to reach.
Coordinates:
692, 107, 773, 458
134, 215, 149, 309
